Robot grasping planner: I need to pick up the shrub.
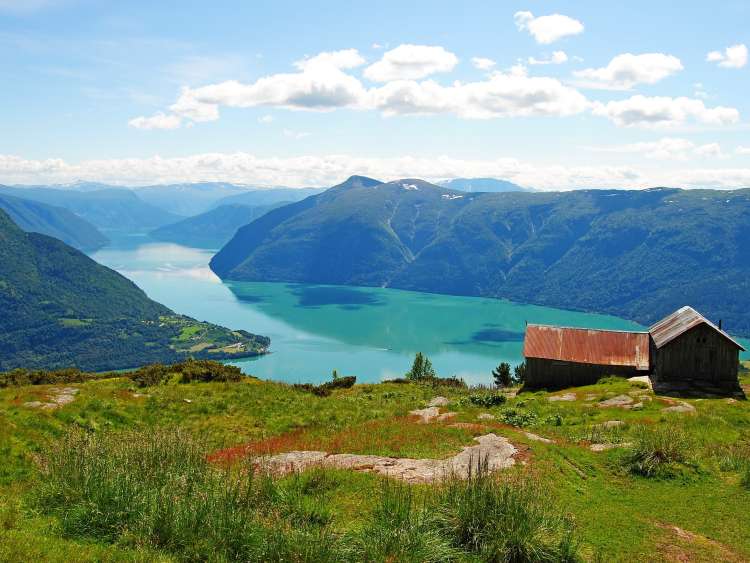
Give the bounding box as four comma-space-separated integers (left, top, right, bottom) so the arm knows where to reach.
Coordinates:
293, 375, 357, 397
466, 393, 507, 408
434, 462, 581, 562
624, 424, 692, 478
498, 407, 539, 428
0, 367, 112, 388
129, 359, 244, 387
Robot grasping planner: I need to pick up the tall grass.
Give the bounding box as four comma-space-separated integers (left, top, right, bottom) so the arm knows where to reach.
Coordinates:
37, 428, 347, 561
624, 424, 692, 478
434, 460, 581, 562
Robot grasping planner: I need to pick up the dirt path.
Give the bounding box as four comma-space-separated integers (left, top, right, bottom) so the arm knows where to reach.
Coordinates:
256, 433, 518, 483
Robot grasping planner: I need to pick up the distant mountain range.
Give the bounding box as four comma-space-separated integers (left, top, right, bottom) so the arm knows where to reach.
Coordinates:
213, 187, 326, 208
0, 193, 108, 251
133, 182, 251, 216
150, 202, 289, 248
0, 186, 182, 231
0, 209, 269, 371
438, 178, 531, 193
211, 175, 750, 336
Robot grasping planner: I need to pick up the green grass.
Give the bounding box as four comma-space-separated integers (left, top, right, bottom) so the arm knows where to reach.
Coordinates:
2, 369, 750, 561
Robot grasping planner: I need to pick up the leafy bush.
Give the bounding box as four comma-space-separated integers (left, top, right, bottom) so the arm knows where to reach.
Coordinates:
624, 424, 692, 478
498, 407, 539, 428
129, 359, 244, 387
0, 367, 112, 388
293, 375, 357, 397
465, 393, 507, 408
434, 463, 581, 562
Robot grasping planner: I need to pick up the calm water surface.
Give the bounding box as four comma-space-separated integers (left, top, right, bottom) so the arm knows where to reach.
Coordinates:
92, 234, 656, 385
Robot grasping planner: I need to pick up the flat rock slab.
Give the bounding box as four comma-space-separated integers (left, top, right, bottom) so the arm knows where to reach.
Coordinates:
409, 406, 440, 423
257, 433, 518, 483
524, 432, 555, 444
548, 393, 577, 402
428, 396, 450, 407
662, 402, 696, 414
598, 394, 634, 408
24, 387, 79, 410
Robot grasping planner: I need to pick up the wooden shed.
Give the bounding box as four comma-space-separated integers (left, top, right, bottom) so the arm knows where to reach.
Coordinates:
523, 325, 651, 389
649, 306, 745, 390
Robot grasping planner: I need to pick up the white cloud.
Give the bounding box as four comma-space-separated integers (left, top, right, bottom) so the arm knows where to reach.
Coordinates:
471, 57, 496, 70
170, 87, 220, 121
514, 11, 584, 44
736, 146, 750, 155
588, 137, 725, 160
368, 68, 589, 119
258, 114, 274, 123
592, 95, 740, 128
371, 42, 383, 49
528, 51, 568, 65
172, 56, 367, 115
706, 44, 748, 68
693, 82, 709, 99
573, 53, 683, 90
364, 44, 458, 82
293, 48, 366, 71
4, 151, 750, 191
283, 129, 311, 139
128, 112, 182, 130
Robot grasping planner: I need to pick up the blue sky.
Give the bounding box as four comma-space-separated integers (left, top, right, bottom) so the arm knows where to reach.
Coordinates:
1, 0, 749, 188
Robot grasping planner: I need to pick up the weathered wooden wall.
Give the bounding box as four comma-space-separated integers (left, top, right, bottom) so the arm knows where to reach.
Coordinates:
652, 324, 739, 386
525, 358, 644, 389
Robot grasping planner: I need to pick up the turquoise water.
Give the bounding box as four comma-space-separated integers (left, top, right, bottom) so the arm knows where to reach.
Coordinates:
90, 235, 662, 385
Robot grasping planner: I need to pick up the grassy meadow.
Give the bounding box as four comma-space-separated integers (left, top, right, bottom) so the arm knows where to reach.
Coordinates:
1, 362, 749, 562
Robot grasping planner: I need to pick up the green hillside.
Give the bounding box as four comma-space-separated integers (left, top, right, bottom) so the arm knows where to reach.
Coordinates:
0, 209, 269, 371
211, 176, 750, 335
150, 202, 288, 248
0, 193, 108, 250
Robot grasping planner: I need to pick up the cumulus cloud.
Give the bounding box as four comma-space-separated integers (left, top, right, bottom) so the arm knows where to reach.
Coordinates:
128, 112, 182, 130
706, 44, 748, 68
592, 95, 740, 128
364, 44, 459, 82
573, 53, 683, 90
471, 57, 496, 70
4, 151, 750, 190
293, 48, 366, 71
258, 114, 274, 123
514, 11, 584, 44
588, 137, 725, 160
368, 68, 589, 119
171, 52, 368, 116
736, 146, 750, 155
528, 51, 568, 65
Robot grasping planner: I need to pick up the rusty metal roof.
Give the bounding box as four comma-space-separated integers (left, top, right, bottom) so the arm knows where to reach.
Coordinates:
524, 325, 651, 370
649, 306, 745, 350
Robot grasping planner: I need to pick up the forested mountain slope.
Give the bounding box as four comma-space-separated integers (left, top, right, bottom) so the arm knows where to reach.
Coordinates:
0, 193, 108, 250
0, 210, 268, 371
211, 176, 750, 335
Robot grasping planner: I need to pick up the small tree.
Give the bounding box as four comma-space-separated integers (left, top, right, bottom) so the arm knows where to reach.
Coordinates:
513, 361, 527, 385
332, 369, 339, 381
492, 362, 512, 388
406, 352, 436, 380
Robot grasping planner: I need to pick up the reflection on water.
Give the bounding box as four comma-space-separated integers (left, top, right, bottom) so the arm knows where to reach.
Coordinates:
89, 236, 662, 385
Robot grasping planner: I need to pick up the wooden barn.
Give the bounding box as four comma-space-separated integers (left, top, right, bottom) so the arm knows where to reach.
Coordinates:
523, 306, 745, 390
649, 306, 745, 390
523, 325, 651, 388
